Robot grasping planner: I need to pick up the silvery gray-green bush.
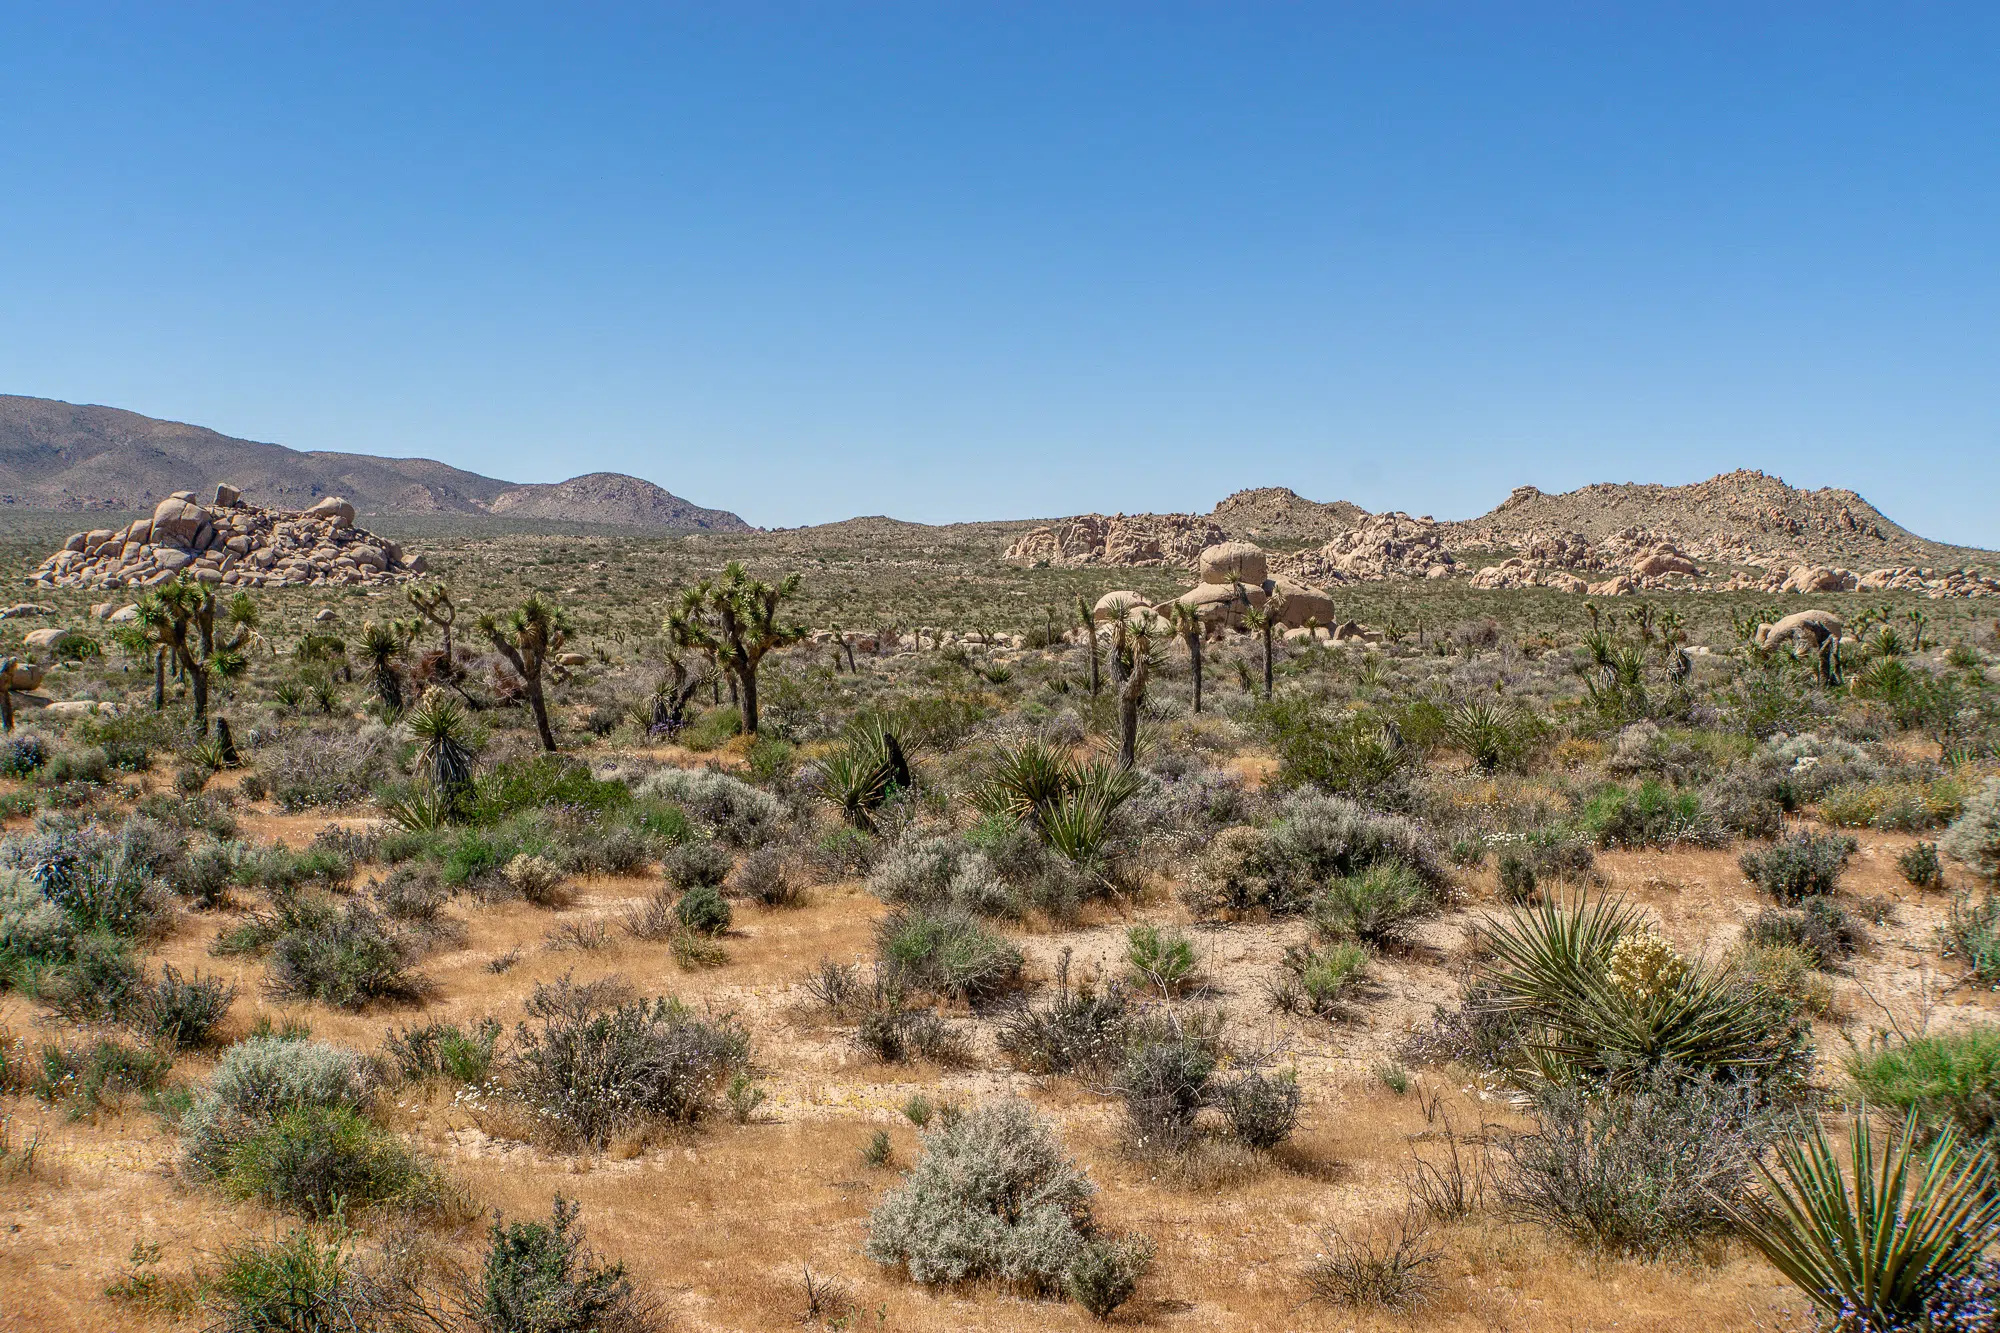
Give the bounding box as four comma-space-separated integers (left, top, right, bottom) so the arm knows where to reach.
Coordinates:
1943, 778, 2000, 884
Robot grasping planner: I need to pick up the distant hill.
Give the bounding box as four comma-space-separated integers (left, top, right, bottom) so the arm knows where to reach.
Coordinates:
1441, 470, 1992, 571
1209, 486, 1370, 545
0, 394, 749, 531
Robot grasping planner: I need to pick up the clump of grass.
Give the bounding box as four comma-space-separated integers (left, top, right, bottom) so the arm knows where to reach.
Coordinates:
1302, 1210, 1439, 1311
1847, 1028, 2000, 1150
1124, 923, 1196, 994
875, 908, 1022, 1004
473, 1196, 665, 1333
1900, 841, 1946, 890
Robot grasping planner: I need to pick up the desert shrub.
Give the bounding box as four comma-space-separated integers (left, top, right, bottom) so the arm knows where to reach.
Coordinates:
473, 755, 632, 824
473, 1195, 663, 1333
674, 884, 732, 936
373, 864, 450, 923
1740, 832, 1857, 904
1311, 863, 1435, 948
1581, 781, 1723, 849
507, 978, 750, 1147
209, 1227, 382, 1333
180, 1037, 372, 1180
0, 734, 48, 778
1734, 941, 1835, 1017
1497, 851, 1538, 904
1066, 1234, 1155, 1321
1302, 1210, 1440, 1311
1745, 897, 1863, 969
875, 908, 1022, 1003
633, 767, 781, 846
866, 1099, 1094, 1294
1735, 1112, 2000, 1329
383, 1018, 503, 1084
501, 853, 569, 907
867, 834, 1012, 917
731, 846, 801, 907
1181, 825, 1276, 920
130, 964, 236, 1049
18, 928, 142, 1022
855, 1005, 973, 1066
1253, 697, 1413, 800
1821, 778, 1967, 832
220, 1105, 436, 1219
1268, 941, 1368, 1017
1124, 924, 1196, 993
996, 979, 1133, 1075
800, 958, 866, 1016
1114, 1020, 1220, 1154
1702, 766, 1789, 840
1941, 894, 2000, 986
1847, 1028, 2000, 1152
1900, 841, 1946, 890
1500, 1066, 1781, 1256
265, 901, 431, 1010
661, 837, 731, 892
265, 725, 398, 810
1942, 778, 2000, 884
1235, 791, 1446, 918
31, 1037, 173, 1118
1214, 1069, 1301, 1149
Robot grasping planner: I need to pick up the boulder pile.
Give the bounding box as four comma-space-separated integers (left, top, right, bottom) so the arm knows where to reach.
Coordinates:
1005, 512, 1228, 569
1149, 543, 1341, 633
25, 486, 429, 592
1270, 513, 1457, 584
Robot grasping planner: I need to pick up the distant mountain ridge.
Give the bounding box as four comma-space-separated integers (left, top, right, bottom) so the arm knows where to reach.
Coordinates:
0, 394, 750, 531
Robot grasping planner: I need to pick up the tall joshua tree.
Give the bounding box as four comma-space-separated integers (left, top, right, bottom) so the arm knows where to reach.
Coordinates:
132, 578, 258, 731
1112, 610, 1157, 770
406, 583, 458, 661
1243, 592, 1279, 700
1075, 596, 1101, 697
359, 619, 416, 714
1167, 600, 1205, 714
479, 593, 571, 752
668, 563, 802, 735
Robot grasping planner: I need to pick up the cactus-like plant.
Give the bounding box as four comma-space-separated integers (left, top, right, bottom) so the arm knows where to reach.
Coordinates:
131, 578, 259, 731
479, 593, 571, 752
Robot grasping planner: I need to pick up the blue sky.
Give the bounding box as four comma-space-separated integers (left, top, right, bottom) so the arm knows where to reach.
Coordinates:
2, 5, 1995, 542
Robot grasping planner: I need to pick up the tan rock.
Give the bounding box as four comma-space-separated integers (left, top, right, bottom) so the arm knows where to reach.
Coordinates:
151, 495, 212, 544
1092, 590, 1150, 622
302, 496, 357, 527
1198, 541, 1268, 586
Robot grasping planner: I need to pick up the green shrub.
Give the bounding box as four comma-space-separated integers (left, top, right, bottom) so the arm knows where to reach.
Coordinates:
473, 756, 631, 824
32, 1037, 172, 1118
1740, 832, 1857, 904
662, 839, 732, 891
1744, 897, 1862, 969
1820, 778, 1966, 831
995, 978, 1132, 1076
265, 901, 430, 1010
382, 1018, 502, 1085
180, 1037, 372, 1181
875, 908, 1022, 1003
221, 1105, 434, 1219
1900, 841, 1946, 890
1124, 924, 1196, 993
1066, 1234, 1155, 1321
474, 1195, 662, 1333
1215, 1069, 1301, 1149
1269, 941, 1368, 1017
1848, 1028, 2000, 1150
1312, 864, 1434, 948
1733, 1112, 2000, 1328
1252, 697, 1412, 799
131, 964, 236, 1049
633, 766, 779, 846
1581, 781, 1722, 849
674, 884, 732, 936
1941, 894, 2000, 985
1497, 852, 1538, 904
211, 1226, 377, 1333
866, 1099, 1094, 1294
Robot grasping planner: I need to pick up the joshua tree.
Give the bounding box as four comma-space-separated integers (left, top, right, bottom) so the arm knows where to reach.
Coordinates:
1075, 595, 1101, 697
480, 593, 571, 752
1244, 596, 1277, 699
406, 583, 458, 661
647, 647, 714, 736
1167, 601, 1205, 714
667, 563, 802, 735
1112, 611, 1156, 770
132, 578, 259, 731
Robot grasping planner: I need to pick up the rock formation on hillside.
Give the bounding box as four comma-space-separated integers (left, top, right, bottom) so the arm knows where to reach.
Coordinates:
1004, 512, 1228, 568
25, 485, 427, 591
1208, 487, 1370, 543
1270, 513, 1458, 584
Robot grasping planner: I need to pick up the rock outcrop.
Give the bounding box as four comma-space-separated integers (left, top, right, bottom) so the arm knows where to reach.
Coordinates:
1271, 512, 1457, 585
1004, 512, 1228, 569
26, 485, 429, 591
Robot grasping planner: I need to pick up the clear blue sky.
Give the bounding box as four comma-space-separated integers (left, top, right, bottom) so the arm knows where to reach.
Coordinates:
2, 5, 1996, 542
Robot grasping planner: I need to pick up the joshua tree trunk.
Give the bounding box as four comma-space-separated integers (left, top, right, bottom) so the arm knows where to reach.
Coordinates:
1118, 639, 1148, 770
1261, 620, 1274, 699
1, 684, 12, 733
189, 662, 210, 730
1076, 597, 1100, 697
525, 675, 557, 751
737, 666, 761, 736
1185, 630, 1203, 713
154, 648, 166, 711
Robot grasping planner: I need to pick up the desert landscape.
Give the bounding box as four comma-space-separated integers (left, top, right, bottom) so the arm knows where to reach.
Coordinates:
4, 429, 2000, 1331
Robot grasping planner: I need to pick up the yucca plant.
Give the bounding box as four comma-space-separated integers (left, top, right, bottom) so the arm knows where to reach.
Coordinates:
1483, 893, 1804, 1087
814, 720, 912, 831
405, 688, 479, 821
1038, 763, 1140, 866
975, 738, 1080, 826
1733, 1111, 2000, 1325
